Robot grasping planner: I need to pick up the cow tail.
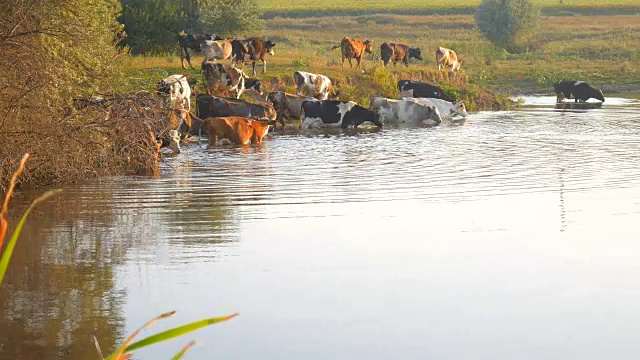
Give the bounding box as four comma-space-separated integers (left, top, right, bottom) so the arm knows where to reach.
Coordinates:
330, 44, 340, 51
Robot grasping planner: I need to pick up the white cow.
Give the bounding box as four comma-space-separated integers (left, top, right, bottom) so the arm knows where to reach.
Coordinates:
293, 71, 333, 100
370, 97, 443, 124
157, 74, 191, 112
404, 97, 468, 119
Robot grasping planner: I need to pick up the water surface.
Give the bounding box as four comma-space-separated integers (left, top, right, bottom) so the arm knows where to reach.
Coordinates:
2, 96, 640, 359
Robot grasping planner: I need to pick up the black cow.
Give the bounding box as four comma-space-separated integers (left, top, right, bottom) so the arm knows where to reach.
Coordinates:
554, 80, 605, 103
178, 32, 222, 69
397, 80, 448, 101
231, 39, 248, 66
300, 100, 383, 129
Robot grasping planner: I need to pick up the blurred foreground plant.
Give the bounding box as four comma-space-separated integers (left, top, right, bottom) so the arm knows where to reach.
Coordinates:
1, 154, 238, 359
97, 311, 239, 360
0, 154, 61, 286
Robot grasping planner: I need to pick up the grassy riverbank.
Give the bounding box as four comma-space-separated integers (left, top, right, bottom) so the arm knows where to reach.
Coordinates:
121, 8, 640, 104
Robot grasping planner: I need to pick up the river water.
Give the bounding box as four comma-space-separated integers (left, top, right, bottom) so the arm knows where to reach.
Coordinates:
1, 96, 640, 360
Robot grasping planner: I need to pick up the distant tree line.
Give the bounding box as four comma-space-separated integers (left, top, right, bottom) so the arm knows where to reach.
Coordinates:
118, 0, 264, 54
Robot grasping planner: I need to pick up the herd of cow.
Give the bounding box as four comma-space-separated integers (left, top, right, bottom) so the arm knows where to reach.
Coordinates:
156, 32, 605, 153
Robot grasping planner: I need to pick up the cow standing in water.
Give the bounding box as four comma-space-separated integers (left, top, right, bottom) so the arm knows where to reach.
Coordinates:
300, 100, 383, 129
246, 39, 276, 76
554, 80, 605, 103
204, 117, 275, 145
436, 46, 462, 72
331, 37, 373, 69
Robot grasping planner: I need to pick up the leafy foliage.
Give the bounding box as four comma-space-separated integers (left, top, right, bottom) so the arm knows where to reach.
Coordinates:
475, 0, 541, 53
119, 0, 187, 54
118, 0, 264, 54
200, 0, 264, 37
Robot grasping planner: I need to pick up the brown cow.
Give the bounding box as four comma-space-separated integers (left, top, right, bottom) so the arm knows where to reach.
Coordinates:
331, 37, 373, 69
436, 47, 462, 72
380, 42, 422, 67
246, 38, 276, 76
196, 94, 277, 121
203, 117, 275, 145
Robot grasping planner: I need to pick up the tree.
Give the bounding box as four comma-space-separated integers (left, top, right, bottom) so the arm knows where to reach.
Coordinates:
199, 0, 264, 37
475, 0, 541, 53
119, 0, 186, 53
118, 0, 264, 54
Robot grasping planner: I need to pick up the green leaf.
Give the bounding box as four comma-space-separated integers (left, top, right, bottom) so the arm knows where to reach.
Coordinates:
105, 313, 238, 360
0, 190, 62, 286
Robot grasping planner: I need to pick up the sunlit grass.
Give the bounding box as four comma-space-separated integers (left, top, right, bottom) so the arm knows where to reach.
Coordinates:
259, 0, 639, 13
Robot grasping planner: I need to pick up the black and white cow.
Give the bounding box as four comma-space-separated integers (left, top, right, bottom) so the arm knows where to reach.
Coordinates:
178, 32, 221, 69
554, 80, 605, 103
300, 100, 383, 129
398, 80, 447, 101
244, 78, 262, 95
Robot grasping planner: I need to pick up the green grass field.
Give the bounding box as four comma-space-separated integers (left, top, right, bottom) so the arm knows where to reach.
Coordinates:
259, 0, 640, 16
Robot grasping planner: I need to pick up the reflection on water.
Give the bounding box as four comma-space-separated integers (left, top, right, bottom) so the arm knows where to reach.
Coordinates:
1, 97, 640, 359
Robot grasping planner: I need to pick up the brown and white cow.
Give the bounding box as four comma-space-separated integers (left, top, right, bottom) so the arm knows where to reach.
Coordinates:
436, 47, 462, 72
204, 116, 276, 145
201, 62, 249, 99
380, 42, 422, 67
293, 71, 334, 101
246, 38, 276, 76
331, 37, 373, 69
196, 94, 277, 121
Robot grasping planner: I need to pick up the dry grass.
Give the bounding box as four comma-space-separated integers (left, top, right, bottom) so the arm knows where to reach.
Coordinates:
0, 93, 172, 191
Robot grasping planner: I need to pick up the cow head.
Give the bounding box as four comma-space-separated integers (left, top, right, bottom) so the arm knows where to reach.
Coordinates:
454, 55, 462, 71
429, 106, 443, 123
245, 79, 263, 95
408, 48, 423, 61
363, 40, 373, 54
265, 41, 276, 56
452, 101, 469, 117
596, 89, 605, 102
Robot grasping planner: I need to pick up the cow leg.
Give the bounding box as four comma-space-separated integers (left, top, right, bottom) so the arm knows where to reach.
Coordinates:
348, 57, 353, 68
252, 61, 257, 76
185, 49, 195, 70
180, 47, 187, 69
262, 59, 267, 74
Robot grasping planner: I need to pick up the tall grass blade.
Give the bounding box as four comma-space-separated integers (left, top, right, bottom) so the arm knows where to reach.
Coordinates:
0, 154, 30, 250
0, 189, 62, 286
110, 311, 176, 360
105, 313, 239, 360
170, 340, 197, 360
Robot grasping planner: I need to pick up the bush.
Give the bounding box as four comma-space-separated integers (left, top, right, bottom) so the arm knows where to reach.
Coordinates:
200, 0, 264, 37
119, 0, 187, 54
475, 0, 541, 54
